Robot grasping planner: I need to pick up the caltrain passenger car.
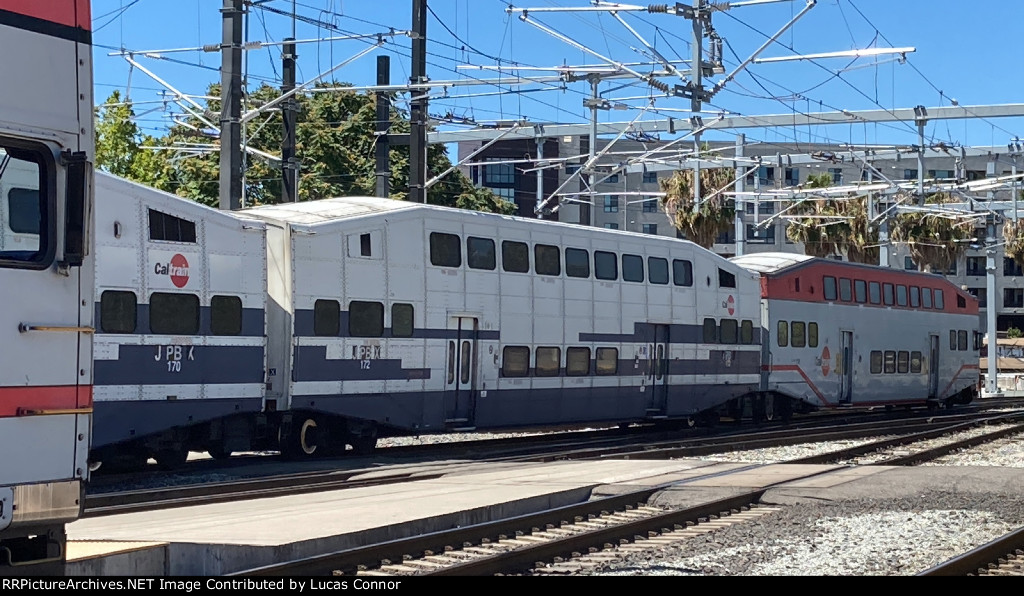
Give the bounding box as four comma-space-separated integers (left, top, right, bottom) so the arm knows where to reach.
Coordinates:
91, 173, 270, 469
731, 253, 980, 418
238, 197, 762, 455
0, 0, 95, 575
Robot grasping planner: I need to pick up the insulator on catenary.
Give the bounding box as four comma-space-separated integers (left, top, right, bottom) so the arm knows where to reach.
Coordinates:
649, 79, 670, 93
648, 4, 668, 13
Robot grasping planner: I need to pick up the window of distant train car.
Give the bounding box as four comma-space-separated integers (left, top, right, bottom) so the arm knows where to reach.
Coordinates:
596, 348, 618, 375
808, 322, 819, 348
883, 283, 894, 306
777, 321, 788, 347
854, 280, 867, 303
148, 209, 197, 243
910, 351, 922, 374
211, 295, 243, 336
536, 347, 561, 377
740, 320, 754, 345
100, 290, 137, 334
934, 289, 944, 309
622, 254, 644, 283
313, 300, 340, 336
467, 237, 496, 270
429, 232, 461, 268
958, 330, 968, 351
897, 351, 910, 374
595, 251, 618, 280
869, 281, 881, 304
718, 268, 736, 288
461, 341, 472, 384
673, 259, 693, 287
648, 257, 669, 285
565, 248, 590, 278
896, 285, 908, 307
502, 346, 530, 377
823, 277, 837, 301
791, 322, 806, 348
884, 351, 896, 374
447, 342, 456, 383
957, 295, 967, 309
950, 330, 958, 351
870, 351, 883, 374
566, 347, 591, 376
150, 292, 200, 335
535, 244, 561, 276
922, 287, 933, 309
392, 303, 414, 338
839, 279, 852, 302
502, 241, 530, 273
703, 318, 719, 343
349, 301, 384, 337
720, 319, 738, 344
910, 286, 921, 308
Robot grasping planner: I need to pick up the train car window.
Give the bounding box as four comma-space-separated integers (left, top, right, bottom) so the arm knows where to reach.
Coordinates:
535, 347, 561, 377
883, 283, 894, 305
502, 346, 530, 377
0, 144, 52, 267
957, 295, 967, 309
565, 248, 590, 278
392, 303, 414, 338
922, 287, 933, 308
211, 295, 243, 336
148, 209, 197, 243
808, 322, 819, 348
596, 348, 618, 375
100, 290, 137, 334
720, 319, 738, 344
429, 232, 462, 268
7, 188, 40, 234
949, 330, 957, 351
839, 278, 852, 302
935, 289, 945, 309
740, 320, 754, 345
823, 277, 837, 301
883, 351, 896, 374
896, 285, 908, 307
447, 342, 456, 383
461, 341, 472, 384
870, 351, 883, 374
502, 241, 530, 273
703, 318, 719, 343
791, 321, 806, 348
718, 268, 736, 288
910, 286, 921, 308
648, 257, 669, 285
360, 233, 371, 257
869, 281, 881, 304
910, 351, 922, 374
467, 237, 496, 270
622, 254, 644, 283
313, 299, 340, 336
656, 345, 665, 379
150, 292, 200, 335
595, 251, 618, 280
349, 301, 384, 337
854, 280, 867, 303
958, 330, 968, 351
672, 259, 693, 286
777, 321, 788, 347
566, 347, 591, 376
974, 332, 982, 352
535, 244, 561, 276
897, 351, 910, 374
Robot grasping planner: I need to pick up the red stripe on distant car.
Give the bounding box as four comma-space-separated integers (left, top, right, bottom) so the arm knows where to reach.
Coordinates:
0, 0, 89, 30
0, 385, 93, 418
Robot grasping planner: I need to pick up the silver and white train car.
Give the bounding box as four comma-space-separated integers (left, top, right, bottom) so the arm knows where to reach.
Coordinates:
239, 197, 762, 455
731, 252, 980, 416
91, 173, 270, 468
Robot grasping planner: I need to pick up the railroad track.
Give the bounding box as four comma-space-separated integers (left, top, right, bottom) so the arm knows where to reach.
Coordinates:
918, 527, 1024, 576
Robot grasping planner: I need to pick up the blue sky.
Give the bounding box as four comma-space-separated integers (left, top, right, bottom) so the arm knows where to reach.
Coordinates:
90, 1, 1024, 151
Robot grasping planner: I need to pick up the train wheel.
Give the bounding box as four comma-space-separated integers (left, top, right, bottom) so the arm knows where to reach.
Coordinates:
761, 394, 776, 422
154, 446, 188, 470
207, 445, 233, 460
285, 417, 323, 458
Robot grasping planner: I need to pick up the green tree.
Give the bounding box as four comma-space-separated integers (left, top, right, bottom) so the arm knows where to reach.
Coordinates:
95, 90, 142, 178
659, 167, 736, 249
1008, 326, 1022, 339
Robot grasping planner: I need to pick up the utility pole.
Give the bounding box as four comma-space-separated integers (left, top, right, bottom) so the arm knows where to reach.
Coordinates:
985, 159, 1001, 397
409, 0, 429, 203
219, 0, 244, 210
733, 134, 745, 257
690, 0, 705, 205
281, 37, 298, 203
375, 55, 391, 198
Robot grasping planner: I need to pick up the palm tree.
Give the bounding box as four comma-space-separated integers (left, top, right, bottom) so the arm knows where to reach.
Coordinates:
889, 192, 973, 273
659, 167, 736, 249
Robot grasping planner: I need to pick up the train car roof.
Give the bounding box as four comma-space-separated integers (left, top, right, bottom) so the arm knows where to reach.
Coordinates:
728, 252, 815, 273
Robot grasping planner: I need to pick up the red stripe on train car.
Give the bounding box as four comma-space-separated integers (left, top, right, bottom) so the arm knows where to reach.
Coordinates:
0, 0, 90, 30
766, 364, 829, 406
0, 385, 93, 418
939, 364, 980, 399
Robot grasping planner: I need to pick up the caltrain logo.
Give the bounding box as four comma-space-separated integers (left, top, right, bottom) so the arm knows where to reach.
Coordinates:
722, 295, 735, 315
155, 254, 190, 288
821, 346, 831, 376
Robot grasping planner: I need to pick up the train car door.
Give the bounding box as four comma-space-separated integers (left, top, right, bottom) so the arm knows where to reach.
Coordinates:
444, 316, 478, 429
928, 334, 940, 398
645, 325, 670, 416
839, 330, 853, 403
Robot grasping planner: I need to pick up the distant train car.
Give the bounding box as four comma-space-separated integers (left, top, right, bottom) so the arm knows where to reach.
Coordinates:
91, 173, 271, 469
238, 197, 762, 455
731, 253, 980, 418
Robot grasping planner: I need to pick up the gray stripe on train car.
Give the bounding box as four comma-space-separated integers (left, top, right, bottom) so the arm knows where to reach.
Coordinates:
94, 345, 265, 385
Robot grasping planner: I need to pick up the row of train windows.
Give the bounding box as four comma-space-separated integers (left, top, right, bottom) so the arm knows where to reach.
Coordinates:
502, 346, 620, 377
949, 329, 980, 352
869, 351, 924, 374
702, 318, 756, 344
313, 299, 413, 338
822, 276, 963, 310
100, 291, 242, 335
428, 232, 728, 287
777, 321, 819, 348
